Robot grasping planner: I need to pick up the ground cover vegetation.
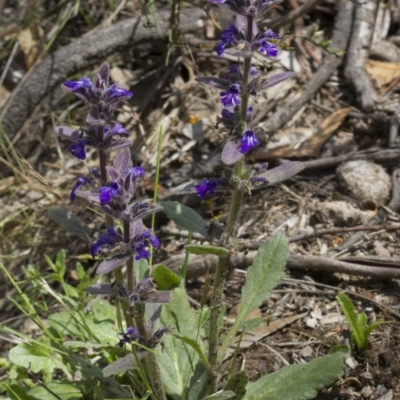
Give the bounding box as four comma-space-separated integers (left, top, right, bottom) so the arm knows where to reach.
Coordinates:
1, 0, 400, 399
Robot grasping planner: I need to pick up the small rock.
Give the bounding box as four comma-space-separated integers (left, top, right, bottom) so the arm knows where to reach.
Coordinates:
361, 386, 373, 398
315, 201, 375, 226
299, 345, 313, 360
360, 371, 374, 381
336, 160, 391, 206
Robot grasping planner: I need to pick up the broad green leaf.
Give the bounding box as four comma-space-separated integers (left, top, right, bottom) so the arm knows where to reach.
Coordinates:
153, 265, 181, 290
63, 341, 110, 349
201, 391, 236, 399
48, 208, 92, 241
8, 343, 66, 376
160, 201, 209, 237
336, 293, 364, 350
28, 382, 87, 400
244, 351, 347, 400
219, 233, 288, 362
158, 287, 208, 400
102, 354, 139, 377
185, 244, 230, 258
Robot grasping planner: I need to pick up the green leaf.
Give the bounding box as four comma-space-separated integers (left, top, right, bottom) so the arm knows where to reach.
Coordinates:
185, 244, 230, 258
225, 371, 248, 400
363, 319, 386, 343
336, 293, 364, 350
158, 287, 208, 400
28, 382, 87, 400
171, 333, 212, 376
63, 341, 110, 349
219, 233, 288, 363
48, 208, 92, 241
135, 258, 150, 283
102, 354, 139, 377
244, 351, 347, 400
153, 265, 181, 290
201, 391, 236, 400
3, 383, 31, 400
8, 343, 65, 376
160, 201, 209, 237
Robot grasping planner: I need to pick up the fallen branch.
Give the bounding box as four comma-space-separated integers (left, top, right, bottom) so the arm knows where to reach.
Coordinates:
160, 251, 400, 280
0, 7, 204, 160
344, 0, 378, 112
259, 0, 353, 136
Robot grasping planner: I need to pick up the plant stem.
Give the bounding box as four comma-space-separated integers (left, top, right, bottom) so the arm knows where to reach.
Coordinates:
123, 220, 136, 292
208, 15, 254, 393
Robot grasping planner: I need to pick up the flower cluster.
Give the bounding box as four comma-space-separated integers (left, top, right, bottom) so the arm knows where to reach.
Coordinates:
193, 0, 296, 198
56, 63, 162, 269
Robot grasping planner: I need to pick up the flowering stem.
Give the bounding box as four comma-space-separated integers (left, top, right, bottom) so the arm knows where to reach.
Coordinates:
123, 220, 136, 292
208, 16, 254, 392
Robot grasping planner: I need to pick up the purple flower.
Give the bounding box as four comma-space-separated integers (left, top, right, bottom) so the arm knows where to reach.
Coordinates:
217, 24, 241, 56
99, 181, 119, 204
133, 230, 160, 261
90, 227, 122, 257
254, 29, 279, 58
69, 139, 90, 160
104, 122, 129, 138
104, 83, 133, 104
70, 176, 91, 201
220, 84, 241, 107
194, 178, 224, 198
130, 166, 145, 179
239, 129, 260, 153
118, 326, 141, 348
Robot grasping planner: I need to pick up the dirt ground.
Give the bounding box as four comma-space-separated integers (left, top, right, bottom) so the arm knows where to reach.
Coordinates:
1, 0, 400, 399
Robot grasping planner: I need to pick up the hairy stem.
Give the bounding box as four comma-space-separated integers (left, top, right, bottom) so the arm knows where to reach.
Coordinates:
208, 15, 254, 393
123, 220, 136, 292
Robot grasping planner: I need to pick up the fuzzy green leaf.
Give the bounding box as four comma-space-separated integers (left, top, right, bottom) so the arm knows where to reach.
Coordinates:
28, 382, 87, 400
225, 371, 248, 400
153, 265, 181, 290
48, 208, 92, 241
363, 319, 386, 342
160, 201, 209, 237
185, 244, 230, 258
158, 287, 208, 400
8, 343, 66, 376
218, 233, 288, 363
201, 391, 236, 400
244, 351, 347, 400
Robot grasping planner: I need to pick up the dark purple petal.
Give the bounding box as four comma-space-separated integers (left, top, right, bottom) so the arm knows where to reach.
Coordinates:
259, 40, 278, 57
63, 77, 93, 92
105, 83, 133, 103
99, 181, 119, 204
262, 29, 280, 40
220, 83, 241, 107
194, 178, 224, 198
70, 176, 91, 201
90, 227, 122, 256
131, 166, 145, 179
239, 129, 260, 153
70, 139, 90, 160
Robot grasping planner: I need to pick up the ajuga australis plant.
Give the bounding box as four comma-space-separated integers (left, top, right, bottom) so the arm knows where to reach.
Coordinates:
2, 2, 351, 399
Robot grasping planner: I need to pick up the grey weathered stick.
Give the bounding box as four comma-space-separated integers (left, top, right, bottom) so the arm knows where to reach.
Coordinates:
260, 0, 353, 135
0, 7, 204, 158
158, 251, 400, 280
344, 0, 378, 112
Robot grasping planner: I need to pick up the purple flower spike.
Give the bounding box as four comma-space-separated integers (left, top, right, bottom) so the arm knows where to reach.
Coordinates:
220, 84, 241, 107
90, 227, 122, 257
194, 178, 224, 198
69, 139, 90, 160
70, 176, 91, 201
239, 129, 260, 153
259, 40, 278, 57
99, 181, 119, 204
